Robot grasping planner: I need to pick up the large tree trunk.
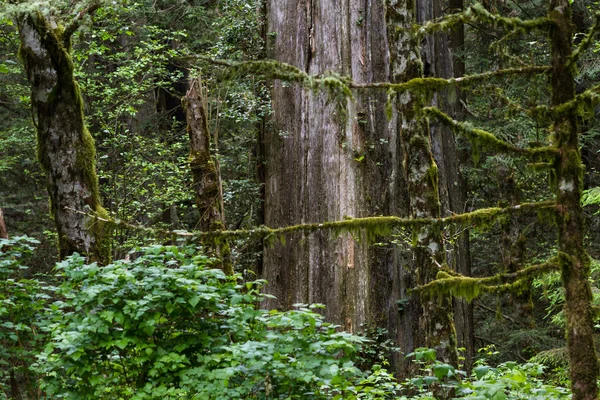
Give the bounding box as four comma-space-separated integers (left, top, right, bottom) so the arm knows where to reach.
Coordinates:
17, 12, 110, 264
418, 0, 473, 367
263, 0, 411, 355
386, 0, 458, 365
184, 77, 233, 276
550, 1, 599, 398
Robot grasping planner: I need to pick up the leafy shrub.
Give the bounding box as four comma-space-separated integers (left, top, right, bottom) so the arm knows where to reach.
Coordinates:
397, 348, 571, 400
0, 236, 52, 399
36, 245, 377, 399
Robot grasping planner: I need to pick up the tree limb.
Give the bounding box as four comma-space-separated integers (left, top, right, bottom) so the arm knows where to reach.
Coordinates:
63, 0, 101, 45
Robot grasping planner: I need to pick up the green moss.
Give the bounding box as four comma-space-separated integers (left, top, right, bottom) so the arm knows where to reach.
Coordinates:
412, 258, 559, 302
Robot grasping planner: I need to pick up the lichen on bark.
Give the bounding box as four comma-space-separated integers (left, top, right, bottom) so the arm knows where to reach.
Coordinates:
184, 77, 233, 276
17, 11, 110, 264
549, 1, 599, 398
386, 0, 458, 366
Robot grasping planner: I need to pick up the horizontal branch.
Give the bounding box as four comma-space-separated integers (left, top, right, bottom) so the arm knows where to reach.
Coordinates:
67, 200, 555, 244
423, 106, 559, 159
532, 83, 600, 121
568, 12, 600, 68
412, 258, 559, 302
185, 56, 549, 96
419, 3, 554, 37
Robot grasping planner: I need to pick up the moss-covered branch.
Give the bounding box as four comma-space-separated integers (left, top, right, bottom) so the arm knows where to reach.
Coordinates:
568, 12, 600, 68
66, 200, 555, 244
190, 56, 549, 96
418, 3, 554, 37
63, 1, 101, 47
423, 106, 559, 160
412, 258, 559, 302
532, 83, 600, 122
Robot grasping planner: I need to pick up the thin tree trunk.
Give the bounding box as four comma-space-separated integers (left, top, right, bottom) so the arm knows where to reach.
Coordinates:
498, 169, 533, 326
387, 0, 458, 366
550, 1, 599, 398
0, 208, 7, 239
17, 11, 110, 264
184, 77, 232, 276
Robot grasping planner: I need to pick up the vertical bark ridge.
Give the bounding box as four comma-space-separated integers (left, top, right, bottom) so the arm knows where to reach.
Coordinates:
386, 0, 458, 366
550, 1, 599, 398
263, 0, 407, 356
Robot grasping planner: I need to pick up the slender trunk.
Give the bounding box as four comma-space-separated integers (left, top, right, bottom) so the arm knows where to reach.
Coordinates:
184, 77, 232, 276
386, 0, 458, 365
445, 0, 474, 367
17, 12, 110, 264
550, 1, 599, 399
498, 170, 533, 326
0, 208, 7, 239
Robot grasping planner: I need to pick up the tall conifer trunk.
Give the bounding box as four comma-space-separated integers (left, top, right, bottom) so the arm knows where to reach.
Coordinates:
386, 0, 458, 365
550, 1, 599, 398
17, 11, 110, 264
263, 0, 410, 349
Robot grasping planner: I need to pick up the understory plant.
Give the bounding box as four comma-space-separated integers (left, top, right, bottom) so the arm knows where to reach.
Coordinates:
35, 245, 375, 399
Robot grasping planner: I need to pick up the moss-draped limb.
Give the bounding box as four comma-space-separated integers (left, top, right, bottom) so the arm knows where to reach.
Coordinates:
532, 83, 600, 123
190, 55, 549, 97
62, 1, 101, 49
418, 3, 554, 37
411, 259, 559, 302
568, 12, 600, 68
423, 106, 559, 159
69, 200, 555, 244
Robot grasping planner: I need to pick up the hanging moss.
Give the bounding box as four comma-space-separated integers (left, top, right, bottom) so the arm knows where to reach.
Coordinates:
412, 259, 559, 302
424, 106, 559, 160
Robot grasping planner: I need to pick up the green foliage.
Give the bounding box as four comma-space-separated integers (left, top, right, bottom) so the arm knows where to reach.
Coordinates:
35, 245, 377, 399
0, 236, 53, 399
398, 348, 570, 400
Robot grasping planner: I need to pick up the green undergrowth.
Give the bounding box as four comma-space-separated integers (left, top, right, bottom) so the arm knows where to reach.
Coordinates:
0, 240, 582, 399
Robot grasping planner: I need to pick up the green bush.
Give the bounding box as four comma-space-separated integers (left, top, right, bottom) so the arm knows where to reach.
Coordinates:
36, 245, 378, 399
0, 236, 52, 399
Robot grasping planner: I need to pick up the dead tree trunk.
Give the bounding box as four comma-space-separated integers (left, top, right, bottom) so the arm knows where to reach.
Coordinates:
550, 1, 599, 398
184, 77, 232, 276
386, 0, 458, 366
0, 208, 7, 239
17, 10, 110, 264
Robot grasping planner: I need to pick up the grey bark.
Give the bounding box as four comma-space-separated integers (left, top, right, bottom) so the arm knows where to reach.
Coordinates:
184, 77, 232, 276
263, 0, 411, 359
418, 0, 474, 367
17, 12, 110, 264
386, 0, 458, 366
